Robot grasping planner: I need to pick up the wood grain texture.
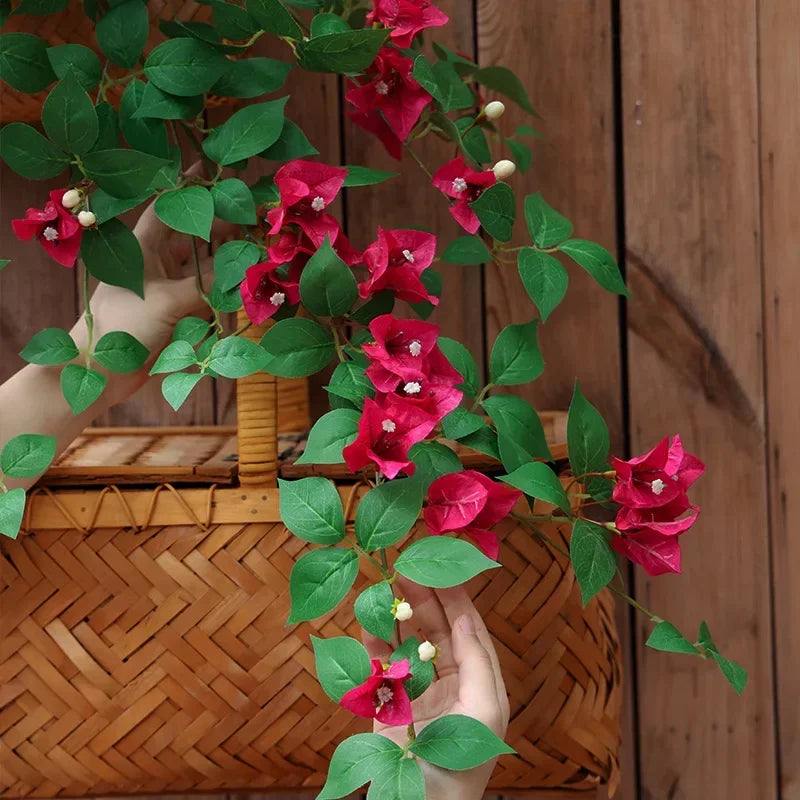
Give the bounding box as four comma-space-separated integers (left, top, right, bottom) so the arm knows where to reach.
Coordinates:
759, 2, 800, 798
621, 2, 777, 799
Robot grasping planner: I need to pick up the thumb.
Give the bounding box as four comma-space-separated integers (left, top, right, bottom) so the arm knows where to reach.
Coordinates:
452, 614, 502, 729
161, 268, 216, 321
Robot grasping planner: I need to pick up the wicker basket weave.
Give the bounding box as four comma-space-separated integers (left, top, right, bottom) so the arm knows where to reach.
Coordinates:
0, 316, 622, 797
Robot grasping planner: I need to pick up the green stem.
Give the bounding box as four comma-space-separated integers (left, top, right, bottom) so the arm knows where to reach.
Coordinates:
513, 512, 571, 559
404, 144, 433, 179
352, 540, 391, 579
0, 476, 7, 493
468, 382, 494, 414
610, 580, 662, 623
83, 265, 94, 368
331, 325, 347, 362
178, 120, 215, 173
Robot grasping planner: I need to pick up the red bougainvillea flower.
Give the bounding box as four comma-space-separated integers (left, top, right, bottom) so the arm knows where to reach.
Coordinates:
268, 226, 363, 267
431, 156, 497, 234
359, 227, 438, 304
367, 0, 449, 47
343, 396, 436, 479
346, 108, 403, 160
424, 471, 521, 560
612, 434, 705, 510
376, 367, 462, 424
339, 657, 413, 726
12, 189, 82, 267
240, 261, 301, 325
267, 160, 348, 246
346, 48, 432, 143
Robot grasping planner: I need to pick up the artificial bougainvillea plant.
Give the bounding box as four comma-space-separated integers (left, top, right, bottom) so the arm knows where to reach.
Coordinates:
0, 0, 746, 793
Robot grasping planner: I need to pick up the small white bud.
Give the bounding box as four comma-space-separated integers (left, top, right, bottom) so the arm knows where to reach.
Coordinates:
61, 189, 81, 209
408, 339, 422, 357
492, 159, 517, 181
484, 100, 506, 121
269, 291, 285, 307
417, 641, 438, 663
651, 478, 666, 495
77, 210, 97, 228
375, 80, 390, 96
394, 601, 413, 622
382, 418, 396, 433
311, 196, 325, 212
376, 685, 394, 704
402, 248, 415, 263
404, 381, 422, 395
42, 226, 59, 241
452, 177, 468, 193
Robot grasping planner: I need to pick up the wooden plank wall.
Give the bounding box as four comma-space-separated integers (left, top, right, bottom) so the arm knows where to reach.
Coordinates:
1, 1, 798, 798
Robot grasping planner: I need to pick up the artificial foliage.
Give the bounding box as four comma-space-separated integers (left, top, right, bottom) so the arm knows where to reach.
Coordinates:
0, 0, 746, 794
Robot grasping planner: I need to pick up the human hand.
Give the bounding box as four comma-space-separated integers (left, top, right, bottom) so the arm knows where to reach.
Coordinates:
364, 580, 510, 800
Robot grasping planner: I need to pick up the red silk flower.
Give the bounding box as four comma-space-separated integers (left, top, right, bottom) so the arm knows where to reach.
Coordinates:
359, 227, 438, 304
431, 157, 497, 234
367, 0, 449, 48
240, 261, 301, 325
343, 396, 436, 479
339, 657, 413, 726
424, 471, 521, 560
12, 189, 82, 267
346, 108, 403, 160
346, 48, 432, 143
612, 434, 705, 510
268, 225, 363, 268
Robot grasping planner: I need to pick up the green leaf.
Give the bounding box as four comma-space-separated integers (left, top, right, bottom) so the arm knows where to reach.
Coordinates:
149, 340, 198, 374
207, 336, 268, 378
441, 407, 485, 441
366, 755, 425, 800
343, 165, 397, 187
410, 714, 514, 769
279, 477, 345, 544
296, 408, 360, 465
154, 186, 214, 241
325, 360, 373, 408
60, 364, 106, 414
172, 317, 210, 346
437, 337, 480, 398
299, 237, 358, 317
94, 101, 120, 150
390, 636, 434, 701
144, 38, 228, 96
90, 189, 148, 225
212, 56, 292, 99
524, 193, 573, 248
161, 372, 204, 411
697, 621, 748, 694
93, 331, 148, 374
0, 33, 55, 93
518, 248, 568, 323
558, 239, 628, 296
208, 284, 243, 318
46, 44, 101, 90
482, 393, 552, 471
82, 149, 167, 199
470, 182, 515, 242
567, 381, 610, 477
0, 489, 26, 540
259, 118, 318, 161
297, 28, 387, 74
249, 174, 279, 206
355, 479, 423, 550
310, 11, 350, 35
413, 55, 473, 112
570, 518, 616, 606
474, 65, 536, 114
311, 635, 370, 702
0, 260, 9, 271
1, 434, 57, 478
459, 425, 500, 461
205, 100, 288, 168
260, 318, 336, 378
354, 582, 395, 643
134, 82, 205, 120
394, 536, 500, 588
0, 123, 70, 180
213, 239, 262, 292
489, 320, 543, 386
409, 267, 442, 320
96, 0, 148, 68
207, 179, 256, 225
20, 328, 78, 365
505, 137, 532, 173
41, 70, 98, 156
80, 218, 145, 297
499, 462, 569, 513
287, 547, 359, 623
119, 80, 170, 158
13, 0, 68, 14
441, 235, 490, 266
456, 117, 491, 164
318, 734, 402, 800
646, 621, 699, 655
408, 441, 462, 490
246, 0, 302, 39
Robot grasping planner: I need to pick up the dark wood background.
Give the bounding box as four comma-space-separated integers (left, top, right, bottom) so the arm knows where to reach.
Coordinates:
1, 2, 796, 798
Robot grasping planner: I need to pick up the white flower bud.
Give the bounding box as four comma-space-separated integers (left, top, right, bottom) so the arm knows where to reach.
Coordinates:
484, 100, 506, 121
393, 601, 413, 622
418, 640, 438, 663
492, 159, 517, 181
61, 189, 81, 209
77, 210, 97, 228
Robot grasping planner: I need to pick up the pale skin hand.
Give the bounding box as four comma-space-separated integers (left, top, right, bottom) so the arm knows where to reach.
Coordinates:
0, 182, 224, 491
364, 581, 511, 800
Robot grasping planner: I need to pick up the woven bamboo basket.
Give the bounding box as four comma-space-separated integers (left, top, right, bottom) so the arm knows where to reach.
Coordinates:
0, 0, 232, 124
0, 318, 622, 797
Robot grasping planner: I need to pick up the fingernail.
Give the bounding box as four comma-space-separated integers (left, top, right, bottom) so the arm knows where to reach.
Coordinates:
459, 615, 475, 634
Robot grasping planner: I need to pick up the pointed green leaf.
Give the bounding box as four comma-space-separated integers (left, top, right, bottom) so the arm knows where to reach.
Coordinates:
299, 237, 358, 317
144, 38, 228, 96
149, 340, 198, 374
408, 441, 462, 490
489, 320, 544, 386
409, 714, 515, 769
518, 247, 568, 322
213, 239, 263, 292
646, 621, 699, 655
390, 636, 434, 701
259, 119, 318, 161
311, 635, 371, 702
558, 238, 628, 296
60, 364, 106, 414
209, 178, 256, 225
161, 372, 204, 411
260, 318, 336, 378
470, 182, 515, 242
0, 33, 55, 93
570, 518, 616, 606
441, 235, 491, 265
355, 478, 423, 550
82, 149, 167, 199
41, 70, 98, 155
499, 462, 570, 513
204, 97, 287, 165
134, 82, 205, 120
46, 44, 101, 90
343, 165, 397, 187
80, 218, 145, 297
207, 335, 268, 378
0, 123, 70, 179
394, 537, 500, 588
441, 407, 485, 441
155, 186, 214, 241
172, 316, 211, 346
287, 547, 359, 623
317, 734, 402, 800
279, 477, 345, 544
296, 408, 360, 465
567, 381, 610, 477
474, 65, 536, 114
20, 328, 78, 366
93, 331, 149, 374
120, 80, 170, 158
524, 193, 573, 248
482, 393, 552, 470
296, 28, 388, 74
0, 489, 26, 540
246, 0, 303, 39
354, 582, 395, 643
211, 56, 293, 99
438, 337, 480, 398
96, 0, 148, 68
1, 434, 57, 478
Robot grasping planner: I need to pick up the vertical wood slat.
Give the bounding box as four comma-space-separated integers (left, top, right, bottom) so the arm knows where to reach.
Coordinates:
621, 2, 777, 799
759, 2, 800, 797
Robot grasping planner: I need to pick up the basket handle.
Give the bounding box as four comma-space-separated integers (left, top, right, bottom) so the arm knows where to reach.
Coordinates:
236, 311, 310, 487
